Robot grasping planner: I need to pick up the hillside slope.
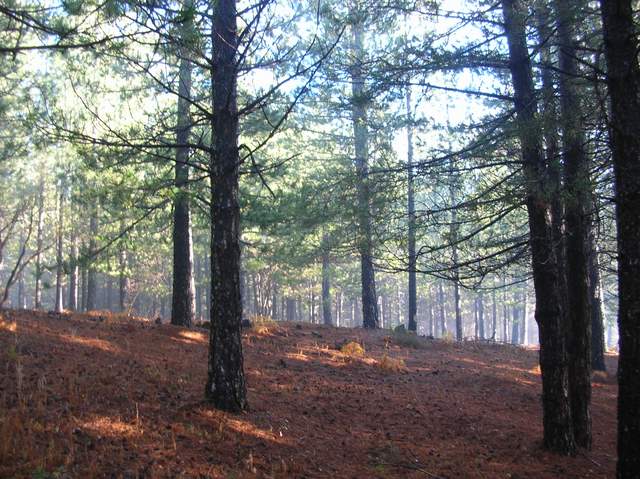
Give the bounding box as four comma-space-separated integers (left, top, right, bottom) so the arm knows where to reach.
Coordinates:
0, 310, 616, 478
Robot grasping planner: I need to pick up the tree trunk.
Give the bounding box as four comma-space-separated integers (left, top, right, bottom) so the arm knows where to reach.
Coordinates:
501, 0, 575, 454
478, 292, 485, 340
34, 172, 44, 310
600, 0, 640, 474
522, 285, 528, 345
555, 0, 593, 449
491, 288, 497, 340
589, 237, 606, 371
406, 87, 417, 332
86, 205, 98, 311
119, 249, 129, 313
449, 160, 463, 341
81, 261, 87, 312
351, 14, 378, 329
171, 5, 197, 327
271, 279, 278, 320
55, 181, 64, 313
321, 234, 332, 326
68, 235, 78, 311
205, 0, 247, 413
438, 282, 447, 336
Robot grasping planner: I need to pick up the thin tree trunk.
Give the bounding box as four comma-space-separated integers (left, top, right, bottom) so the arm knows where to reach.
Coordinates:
449, 161, 463, 341
321, 233, 332, 326
55, 181, 64, 313
589, 237, 606, 371
502, 277, 509, 342
34, 172, 44, 309
86, 205, 98, 311
271, 279, 278, 320
119, 248, 128, 313
478, 292, 485, 340
68, 234, 78, 311
351, 13, 378, 329
171, 3, 196, 327
600, 1, 640, 474
81, 261, 87, 312
502, 0, 575, 454
491, 288, 497, 340
406, 87, 417, 332
438, 282, 447, 336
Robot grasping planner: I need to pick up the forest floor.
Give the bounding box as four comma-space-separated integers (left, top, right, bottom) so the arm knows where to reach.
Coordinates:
0, 310, 617, 479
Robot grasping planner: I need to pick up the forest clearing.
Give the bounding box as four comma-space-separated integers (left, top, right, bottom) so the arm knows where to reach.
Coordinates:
0, 310, 617, 478
2, 0, 640, 477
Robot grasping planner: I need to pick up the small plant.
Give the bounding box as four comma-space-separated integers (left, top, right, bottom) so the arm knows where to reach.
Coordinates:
6, 344, 18, 362
250, 314, 276, 325
341, 341, 365, 357
376, 354, 407, 373
392, 328, 426, 349
441, 331, 455, 343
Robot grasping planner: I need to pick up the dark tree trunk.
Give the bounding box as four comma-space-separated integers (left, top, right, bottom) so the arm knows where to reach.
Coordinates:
68, 235, 78, 311
204, 252, 211, 320
351, 16, 378, 329
119, 249, 129, 313
81, 261, 87, 312
600, 0, 640, 474
512, 302, 520, 345
271, 279, 278, 320
205, 0, 247, 413
523, 288, 529, 345
449, 160, 463, 341
491, 288, 497, 340
171, 4, 196, 328
503, 277, 509, 342
286, 297, 295, 322
86, 205, 98, 311
17, 258, 24, 309
589, 237, 606, 371
478, 292, 485, 340
321, 234, 332, 326
55, 182, 64, 313
34, 172, 44, 310
195, 254, 202, 320
406, 87, 417, 332
438, 282, 447, 336
501, 0, 575, 454
555, 0, 593, 449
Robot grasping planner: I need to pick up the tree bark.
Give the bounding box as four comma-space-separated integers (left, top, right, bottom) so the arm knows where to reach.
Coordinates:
501, 0, 575, 454
600, 0, 640, 474
406, 87, 417, 332
171, 2, 196, 327
119, 248, 129, 313
205, 0, 247, 413
589, 236, 606, 371
34, 171, 44, 310
86, 204, 98, 311
55, 181, 64, 313
478, 292, 485, 340
321, 233, 332, 326
351, 13, 378, 329
438, 282, 447, 337
555, 0, 592, 449
68, 234, 78, 311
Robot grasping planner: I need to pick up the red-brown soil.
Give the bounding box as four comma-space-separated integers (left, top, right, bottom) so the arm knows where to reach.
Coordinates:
1, 310, 617, 478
